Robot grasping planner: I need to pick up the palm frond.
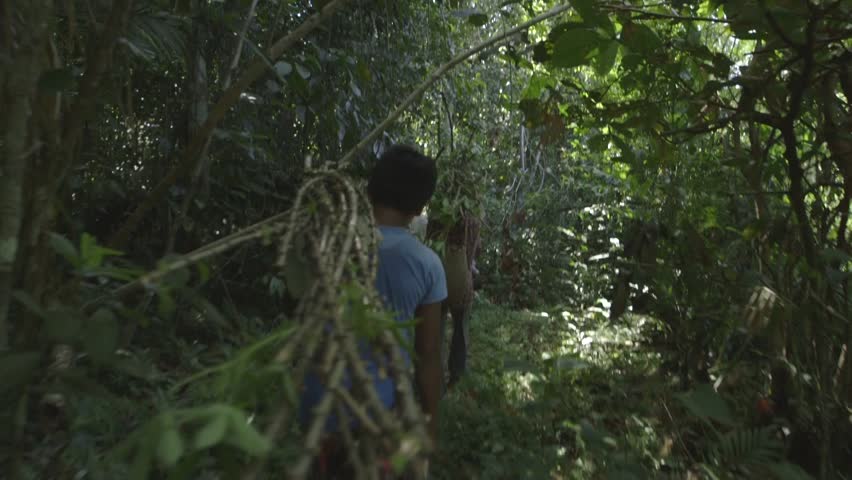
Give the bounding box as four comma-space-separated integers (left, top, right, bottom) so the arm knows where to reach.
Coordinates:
713, 427, 784, 469
122, 6, 190, 63
709, 427, 812, 479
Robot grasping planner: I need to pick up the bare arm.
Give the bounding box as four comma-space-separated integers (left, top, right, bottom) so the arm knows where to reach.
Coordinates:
414, 301, 443, 446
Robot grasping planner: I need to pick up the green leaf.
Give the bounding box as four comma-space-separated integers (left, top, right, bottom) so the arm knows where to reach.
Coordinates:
570, 0, 596, 21
273, 61, 293, 77
128, 447, 153, 480
49, 233, 80, 266
38, 68, 75, 92
551, 29, 602, 68
553, 356, 590, 371
196, 261, 211, 284
767, 6, 807, 43
724, 1, 764, 39
547, 21, 589, 42
194, 414, 229, 450
156, 429, 184, 467
713, 427, 784, 468
711, 54, 734, 77
158, 288, 176, 317
83, 308, 119, 362
765, 462, 813, 480
295, 63, 311, 80
594, 40, 619, 76
0, 351, 41, 393
43, 307, 83, 343
588, 134, 609, 152
622, 23, 662, 54
193, 297, 228, 327
56, 368, 115, 399
503, 357, 539, 373
356, 60, 371, 83
578, 420, 618, 450
164, 266, 191, 289
79, 233, 122, 269
283, 238, 314, 299
111, 356, 160, 380
11, 291, 48, 319
522, 73, 556, 99
569, 0, 613, 34
468, 13, 488, 26
676, 384, 735, 426
819, 248, 851, 265
225, 411, 272, 456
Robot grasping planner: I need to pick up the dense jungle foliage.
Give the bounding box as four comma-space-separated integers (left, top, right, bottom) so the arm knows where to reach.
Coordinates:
1, 0, 850, 478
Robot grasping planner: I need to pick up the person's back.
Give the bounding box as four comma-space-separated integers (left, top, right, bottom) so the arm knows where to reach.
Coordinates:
300, 145, 446, 478
425, 210, 481, 387
374, 226, 445, 363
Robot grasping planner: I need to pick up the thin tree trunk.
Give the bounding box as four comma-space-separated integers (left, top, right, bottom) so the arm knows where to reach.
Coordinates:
167, 7, 211, 254
0, 1, 51, 348
223, 0, 260, 89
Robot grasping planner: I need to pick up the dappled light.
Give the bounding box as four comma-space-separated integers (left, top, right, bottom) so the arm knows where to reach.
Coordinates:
1, 0, 850, 479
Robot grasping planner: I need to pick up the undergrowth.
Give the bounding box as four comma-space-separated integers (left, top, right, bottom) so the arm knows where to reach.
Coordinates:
10, 295, 821, 479
431, 298, 816, 480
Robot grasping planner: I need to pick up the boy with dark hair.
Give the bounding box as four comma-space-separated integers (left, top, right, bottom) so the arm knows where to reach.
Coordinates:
368, 144, 446, 442
302, 145, 446, 478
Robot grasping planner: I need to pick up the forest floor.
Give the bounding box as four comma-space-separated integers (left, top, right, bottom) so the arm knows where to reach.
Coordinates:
431, 297, 671, 480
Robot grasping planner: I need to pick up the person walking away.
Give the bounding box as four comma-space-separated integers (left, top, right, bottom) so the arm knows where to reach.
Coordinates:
426, 210, 481, 388
300, 145, 447, 478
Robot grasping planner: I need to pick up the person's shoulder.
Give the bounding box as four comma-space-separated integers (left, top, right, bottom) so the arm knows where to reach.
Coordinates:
405, 235, 440, 264
420, 243, 442, 267
394, 235, 440, 273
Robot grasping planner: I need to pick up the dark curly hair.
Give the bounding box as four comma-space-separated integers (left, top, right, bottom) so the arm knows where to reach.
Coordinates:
367, 145, 437, 215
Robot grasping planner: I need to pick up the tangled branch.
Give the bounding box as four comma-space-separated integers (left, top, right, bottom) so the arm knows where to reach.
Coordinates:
216, 170, 432, 479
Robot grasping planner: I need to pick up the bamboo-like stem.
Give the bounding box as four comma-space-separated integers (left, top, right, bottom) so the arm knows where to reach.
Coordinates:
337, 402, 368, 478
333, 385, 381, 435
289, 360, 347, 479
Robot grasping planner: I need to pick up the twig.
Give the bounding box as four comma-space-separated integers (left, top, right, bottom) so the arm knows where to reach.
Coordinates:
602, 4, 731, 24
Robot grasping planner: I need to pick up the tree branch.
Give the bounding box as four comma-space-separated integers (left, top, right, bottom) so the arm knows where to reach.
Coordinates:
61, 0, 135, 165
108, 0, 349, 249
781, 13, 819, 266
223, 0, 261, 89
602, 4, 731, 24
337, 3, 574, 166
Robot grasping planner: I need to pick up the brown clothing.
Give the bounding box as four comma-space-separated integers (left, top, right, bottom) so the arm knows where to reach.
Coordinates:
425, 212, 481, 269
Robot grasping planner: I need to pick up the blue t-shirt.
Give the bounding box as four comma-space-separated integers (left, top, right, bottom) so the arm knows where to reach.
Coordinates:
299, 225, 447, 430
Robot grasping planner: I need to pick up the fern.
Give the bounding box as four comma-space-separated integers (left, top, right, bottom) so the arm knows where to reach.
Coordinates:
709, 428, 812, 480
123, 6, 189, 63
713, 427, 783, 469
56, 1, 189, 63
